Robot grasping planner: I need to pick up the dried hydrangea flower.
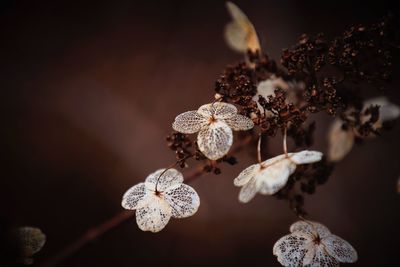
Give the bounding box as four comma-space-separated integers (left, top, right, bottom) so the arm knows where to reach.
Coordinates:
273, 220, 358, 267
17, 227, 46, 265
121, 168, 200, 233
328, 97, 400, 162
234, 151, 323, 203
224, 1, 260, 53
172, 102, 254, 160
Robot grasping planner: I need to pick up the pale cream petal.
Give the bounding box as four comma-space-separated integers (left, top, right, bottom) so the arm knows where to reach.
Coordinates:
234, 164, 259, 186
328, 119, 355, 162
225, 1, 261, 53
197, 121, 233, 160
273, 232, 314, 267
322, 234, 358, 263
121, 183, 148, 210
290, 150, 323, 165
145, 168, 184, 192
18, 227, 46, 257
164, 184, 200, 218
224, 114, 254, 131
172, 110, 208, 134
238, 176, 258, 203
258, 159, 294, 195
290, 221, 331, 239
197, 102, 237, 119
135, 195, 172, 233
305, 245, 339, 267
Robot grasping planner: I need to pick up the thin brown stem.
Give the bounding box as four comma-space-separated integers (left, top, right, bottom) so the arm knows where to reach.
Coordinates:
41, 135, 254, 267
257, 133, 262, 163
283, 127, 288, 157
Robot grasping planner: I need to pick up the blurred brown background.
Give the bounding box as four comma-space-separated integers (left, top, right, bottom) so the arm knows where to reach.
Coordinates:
1, 0, 399, 266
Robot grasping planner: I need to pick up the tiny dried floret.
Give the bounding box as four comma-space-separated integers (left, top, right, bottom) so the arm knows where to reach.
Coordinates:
17, 226, 46, 265
172, 102, 254, 160
234, 151, 323, 203
273, 220, 358, 267
121, 168, 200, 233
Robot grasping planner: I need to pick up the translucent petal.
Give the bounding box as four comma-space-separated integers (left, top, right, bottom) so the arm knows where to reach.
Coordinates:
225, 1, 261, 53
322, 234, 358, 263
257, 159, 294, 195
234, 163, 259, 186
305, 245, 339, 267
18, 227, 46, 256
164, 183, 200, 218
145, 168, 184, 192
172, 110, 208, 134
224, 114, 254, 131
121, 183, 148, 210
328, 119, 354, 162
290, 150, 323, 165
273, 232, 313, 267
290, 221, 331, 239
197, 102, 237, 119
197, 121, 233, 160
225, 22, 248, 52
135, 195, 172, 233
238, 176, 258, 203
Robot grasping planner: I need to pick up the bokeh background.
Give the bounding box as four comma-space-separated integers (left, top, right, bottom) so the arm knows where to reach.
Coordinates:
1, 0, 399, 266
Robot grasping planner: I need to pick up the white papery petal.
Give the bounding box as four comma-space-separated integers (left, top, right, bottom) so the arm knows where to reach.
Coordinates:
234, 164, 259, 186
197, 102, 237, 119
224, 114, 254, 131
273, 232, 314, 267
305, 245, 339, 267
238, 176, 258, 203
290, 221, 331, 239
258, 159, 294, 195
18, 227, 46, 256
145, 168, 184, 192
135, 195, 172, 233
328, 119, 354, 162
225, 1, 260, 53
172, 111, 208, 134
164, 184, 200, 218
290, 150, 323, 165
121, 183, 147, 210
197, 121, 233, 160
322, 234, 358, 263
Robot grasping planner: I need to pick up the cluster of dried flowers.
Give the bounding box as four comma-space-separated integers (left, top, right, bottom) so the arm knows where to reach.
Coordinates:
121, 2, 399, 266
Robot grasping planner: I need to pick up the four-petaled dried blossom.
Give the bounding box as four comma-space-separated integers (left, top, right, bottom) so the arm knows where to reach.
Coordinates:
224, 1, 261, 53
122, 169, 200, 233
328, 96, 400, 162
17, 227, 46, 265
172, 102, 254, 160
234, 151, 323, 203
273, 220, 358, 267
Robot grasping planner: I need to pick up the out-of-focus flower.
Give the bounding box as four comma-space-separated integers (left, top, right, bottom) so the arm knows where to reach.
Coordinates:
234, 151, 323, 203
224, 1, 260, 53
122, 169, 200, 233
273, 220, 358, 267
328, 97, 400, 162
17, 227, 46, 265
172, 102, 254, 160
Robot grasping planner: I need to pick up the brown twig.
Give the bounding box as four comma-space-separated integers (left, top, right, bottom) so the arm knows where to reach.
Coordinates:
40, 134, 254, 267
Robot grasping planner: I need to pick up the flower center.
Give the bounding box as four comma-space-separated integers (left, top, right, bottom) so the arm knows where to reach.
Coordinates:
313, 234, 321, 245
208, 116, 217, 124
